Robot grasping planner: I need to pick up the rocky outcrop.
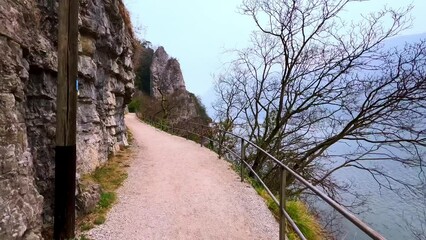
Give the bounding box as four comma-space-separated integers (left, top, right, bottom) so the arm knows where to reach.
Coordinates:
0, 0, 135, 238
144, 46, 208, 124
150, 47, 186, 98
76, 182, 101, 215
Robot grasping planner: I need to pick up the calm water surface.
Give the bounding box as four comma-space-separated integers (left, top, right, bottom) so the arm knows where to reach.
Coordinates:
330, 162, 425, 240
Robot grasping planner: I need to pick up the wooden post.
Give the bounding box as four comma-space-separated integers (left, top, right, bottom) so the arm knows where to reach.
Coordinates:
279, 167, 287, 240
54, 0, 79, 239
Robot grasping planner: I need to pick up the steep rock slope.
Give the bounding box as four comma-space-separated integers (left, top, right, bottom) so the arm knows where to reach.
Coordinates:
0, 0, 135, 238
135, 45, 209, 124
150, 46, 186, 98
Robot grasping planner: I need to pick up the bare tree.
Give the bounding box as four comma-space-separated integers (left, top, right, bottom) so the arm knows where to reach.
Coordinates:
214, 0, 425, 205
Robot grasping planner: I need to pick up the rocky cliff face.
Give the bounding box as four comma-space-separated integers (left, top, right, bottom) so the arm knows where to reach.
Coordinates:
0, 0, 135, 239
147, 46, 207, 123
150, 46, 186, 98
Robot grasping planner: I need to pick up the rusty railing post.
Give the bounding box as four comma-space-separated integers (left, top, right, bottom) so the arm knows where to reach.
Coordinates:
218, 140, 222, 159
240, 138, 245, 182
280, 166, 287, 240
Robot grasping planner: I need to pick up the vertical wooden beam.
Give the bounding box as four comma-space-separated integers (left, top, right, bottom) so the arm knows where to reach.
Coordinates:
54, 0, 79, 239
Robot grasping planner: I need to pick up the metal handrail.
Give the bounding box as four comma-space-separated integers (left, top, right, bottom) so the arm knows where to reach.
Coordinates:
139, 115, 386, 240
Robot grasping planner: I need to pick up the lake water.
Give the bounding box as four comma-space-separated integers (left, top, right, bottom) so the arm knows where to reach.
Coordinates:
325, 162, 425, 239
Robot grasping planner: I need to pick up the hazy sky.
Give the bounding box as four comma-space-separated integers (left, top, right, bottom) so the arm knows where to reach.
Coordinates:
123, 0, 426, 107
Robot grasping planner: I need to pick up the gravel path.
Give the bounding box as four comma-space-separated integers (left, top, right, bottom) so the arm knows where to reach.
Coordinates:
87, 113, 278, 240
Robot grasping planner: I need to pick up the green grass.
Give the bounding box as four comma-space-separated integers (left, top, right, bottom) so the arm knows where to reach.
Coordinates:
128, 98, 141, 113
235, 165, 325, 240
80, 222, 94, 231
94, 215, 106, 225
98, 192, 116, 209
247, 177, 280, 218
286, 201, 325, 240
77, 129, 133, 233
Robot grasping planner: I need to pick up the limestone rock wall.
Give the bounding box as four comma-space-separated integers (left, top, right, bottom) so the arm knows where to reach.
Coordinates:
146, 46, 207, 124
150, 46, 186, 98
0, 0, 135, 239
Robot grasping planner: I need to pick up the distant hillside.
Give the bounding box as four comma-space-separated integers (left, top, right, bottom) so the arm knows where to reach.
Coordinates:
386, 32, 426, 47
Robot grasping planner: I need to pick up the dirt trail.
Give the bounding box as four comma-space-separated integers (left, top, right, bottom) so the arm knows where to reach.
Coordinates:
87, 113, 278, 240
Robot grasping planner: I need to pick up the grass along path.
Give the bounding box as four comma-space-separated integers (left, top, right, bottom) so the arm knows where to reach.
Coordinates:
77, 131, 134, 238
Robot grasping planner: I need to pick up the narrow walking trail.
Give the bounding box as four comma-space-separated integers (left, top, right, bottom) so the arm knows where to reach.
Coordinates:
88, 113, 278, 240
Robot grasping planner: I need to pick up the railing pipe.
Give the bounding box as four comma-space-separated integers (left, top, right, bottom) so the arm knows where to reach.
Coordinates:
242, 159, 306, 240
216, 129, 386, 240
139, 117, 386, 240
202, 139, 306, 240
